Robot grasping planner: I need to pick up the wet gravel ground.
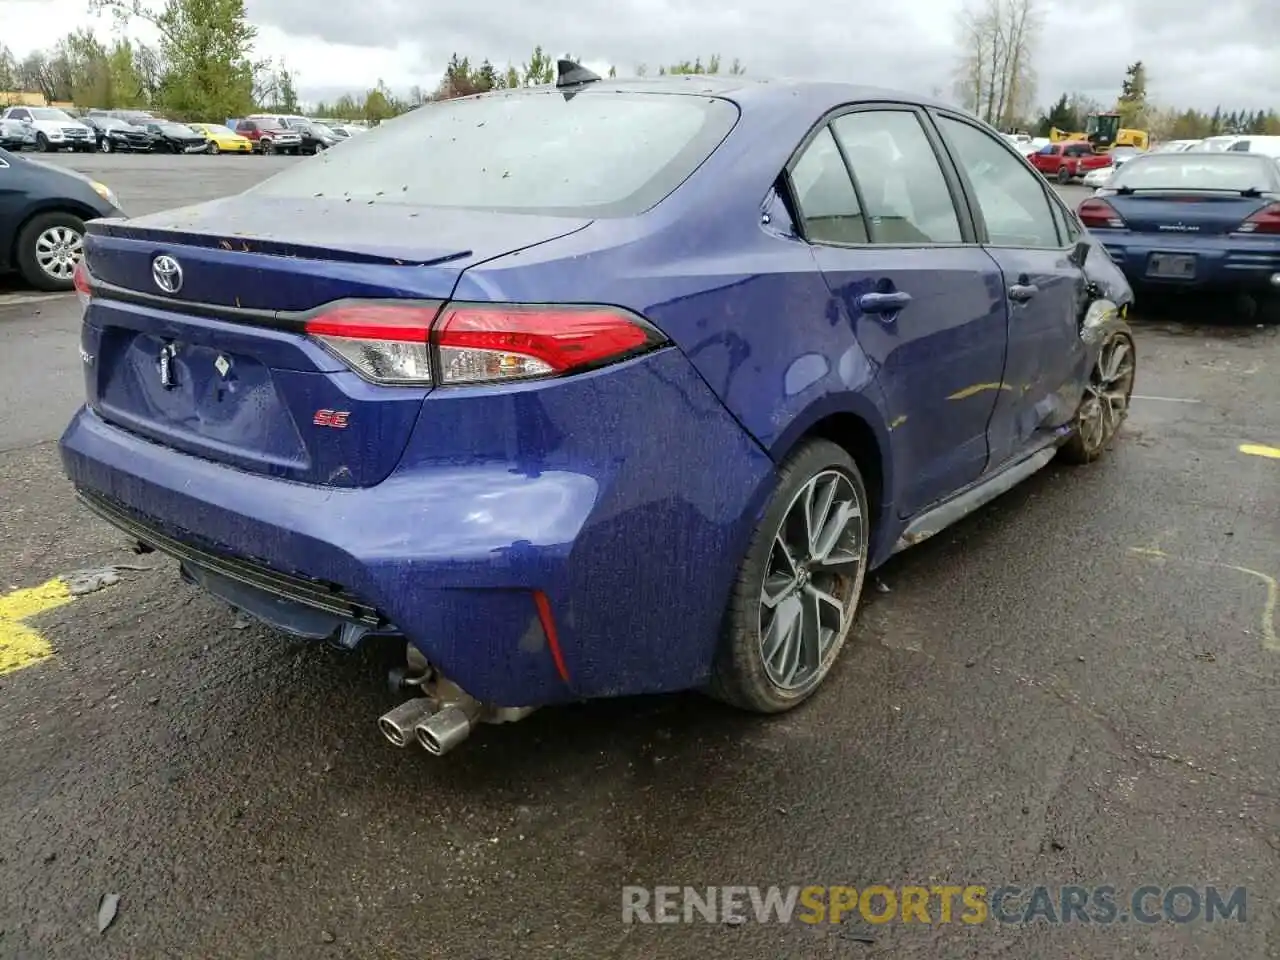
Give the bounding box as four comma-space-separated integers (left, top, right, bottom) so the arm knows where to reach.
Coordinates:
0, 154, 1277, 960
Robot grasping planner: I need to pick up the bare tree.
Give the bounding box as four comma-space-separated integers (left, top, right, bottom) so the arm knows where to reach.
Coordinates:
953, 0, 1040, 130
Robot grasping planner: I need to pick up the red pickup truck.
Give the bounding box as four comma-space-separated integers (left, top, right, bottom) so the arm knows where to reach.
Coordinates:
1029, 141, 1112, 183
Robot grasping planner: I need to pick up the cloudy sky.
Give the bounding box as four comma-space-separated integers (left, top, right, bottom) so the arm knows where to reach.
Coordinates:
3, 0, 1277, 113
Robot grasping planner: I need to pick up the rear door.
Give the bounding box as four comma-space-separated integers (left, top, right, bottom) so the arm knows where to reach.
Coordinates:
931, 111, 1090, 465
798, 105, 1010, 518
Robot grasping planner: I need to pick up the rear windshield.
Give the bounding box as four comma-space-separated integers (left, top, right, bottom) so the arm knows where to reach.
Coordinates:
1110, 154, 1279, 192
247, 89, 739, 217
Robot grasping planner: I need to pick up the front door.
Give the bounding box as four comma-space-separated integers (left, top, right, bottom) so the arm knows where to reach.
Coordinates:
931, 112, 1091, 468
795, 106, 1010, 518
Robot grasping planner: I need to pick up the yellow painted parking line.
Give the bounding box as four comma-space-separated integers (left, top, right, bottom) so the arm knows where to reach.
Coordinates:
0, 579, 75, 675
1239, 444, 1280, 460
1129, 547, 1278, 652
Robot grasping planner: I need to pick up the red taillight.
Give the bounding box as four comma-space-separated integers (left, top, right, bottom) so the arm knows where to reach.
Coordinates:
432, 303, 663, 385
304, 303, 439, 384
303, 301, 666, 387
73, 260, 92, 307
1077, 197, 1126, 229
1236, 202, 1280, 235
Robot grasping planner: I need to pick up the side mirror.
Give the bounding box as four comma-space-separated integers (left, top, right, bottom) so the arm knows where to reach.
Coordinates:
1068, 238, 1091, 268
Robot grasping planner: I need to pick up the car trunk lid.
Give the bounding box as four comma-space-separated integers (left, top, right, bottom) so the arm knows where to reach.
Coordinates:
1108, 192, 1273, 235
81, 197, 591, 487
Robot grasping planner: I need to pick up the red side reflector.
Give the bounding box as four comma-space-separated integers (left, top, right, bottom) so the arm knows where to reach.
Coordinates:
532, 589, 571, 684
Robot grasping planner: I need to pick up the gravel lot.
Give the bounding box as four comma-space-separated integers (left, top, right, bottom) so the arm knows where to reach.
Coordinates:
0, 151, 1276, 960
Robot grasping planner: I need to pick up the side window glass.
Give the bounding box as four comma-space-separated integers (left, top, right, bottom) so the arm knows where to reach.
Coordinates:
788, 126, 868, 246
937, 116, 1062, 249
1229, 140, 1250, 152
1048, 197, 1080, 245
832, 111, 962, 244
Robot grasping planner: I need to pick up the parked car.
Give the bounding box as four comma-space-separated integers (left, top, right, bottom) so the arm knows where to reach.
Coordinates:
61, 71, 1136, 756
1030, 141, 1113, 182
1078, 151, 1280, 317
1082, 145, 1145, 189
274, 118, 339, 153
0, 106, 95, 152
142, 120, 210, 154
0, 117, 36, 151
0, 147, 123, 290
187, 122, 254, 154
233, 118, 302, 154
92, 109, 157, 126
1222, 135, 1280, 160
81, 116, 155, 153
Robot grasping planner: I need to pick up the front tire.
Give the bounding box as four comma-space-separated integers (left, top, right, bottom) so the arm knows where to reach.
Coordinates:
208, 141, 219, 155
1059, 326, 1136, 464
34, 132, 49, 152
260, 138, 273, 155
100, 138, 112, 153
709, 439, 870, 713
15, 212, 85, 292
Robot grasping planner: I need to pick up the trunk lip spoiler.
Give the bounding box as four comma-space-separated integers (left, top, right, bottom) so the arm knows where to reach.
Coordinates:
81, 270, 448, 332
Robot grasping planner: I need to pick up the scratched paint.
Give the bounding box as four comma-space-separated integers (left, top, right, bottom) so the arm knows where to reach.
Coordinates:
1239, 444, 1280, 460
1129, 548, 1278, 652
946, 382, 1014, 401
0, 579, 75, 675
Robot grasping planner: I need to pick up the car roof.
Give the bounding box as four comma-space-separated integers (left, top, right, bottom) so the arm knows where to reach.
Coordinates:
465, 74, 960, 116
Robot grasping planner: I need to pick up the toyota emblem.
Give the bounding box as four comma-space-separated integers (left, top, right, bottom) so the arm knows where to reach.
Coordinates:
152, 255, 183, 294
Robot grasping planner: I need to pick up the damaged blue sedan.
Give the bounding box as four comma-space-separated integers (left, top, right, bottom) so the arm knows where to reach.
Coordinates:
60, 62, 1135, 755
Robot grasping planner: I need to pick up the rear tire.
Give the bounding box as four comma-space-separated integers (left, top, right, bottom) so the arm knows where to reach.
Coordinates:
1057, 165, 1071, 183
708, 439, 870, 714
1059, 325, 1136, 464
15, 212, 85, 292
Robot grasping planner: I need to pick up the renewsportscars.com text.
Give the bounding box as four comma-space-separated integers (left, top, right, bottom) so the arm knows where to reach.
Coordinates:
621, 884, 1247, 925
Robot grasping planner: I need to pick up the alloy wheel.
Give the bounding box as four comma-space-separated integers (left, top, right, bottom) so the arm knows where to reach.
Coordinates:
35, 225, 83, 282
1077, 331, 1135, 453
758, 469, 865, 691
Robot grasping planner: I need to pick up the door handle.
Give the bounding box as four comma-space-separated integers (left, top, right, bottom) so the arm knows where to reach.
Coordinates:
1008, 283, 1038, 302
858, 291, 912, 314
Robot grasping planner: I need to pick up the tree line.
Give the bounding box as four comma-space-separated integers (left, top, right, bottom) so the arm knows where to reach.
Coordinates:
2, 0, 1271, 138
952, 0, 1278, 139
313, 49, 745, 119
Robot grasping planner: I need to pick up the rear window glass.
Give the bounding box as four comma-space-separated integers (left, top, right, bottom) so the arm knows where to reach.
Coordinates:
247, 89, 739, 217
1110, 154, 1279, 192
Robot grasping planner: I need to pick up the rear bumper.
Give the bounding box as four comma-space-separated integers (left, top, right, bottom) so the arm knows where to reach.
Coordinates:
1097, 233, 1280, 290
60, 349, 775, 707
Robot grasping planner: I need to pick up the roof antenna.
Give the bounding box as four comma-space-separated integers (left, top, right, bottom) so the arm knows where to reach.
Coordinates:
556, 59, 601, 88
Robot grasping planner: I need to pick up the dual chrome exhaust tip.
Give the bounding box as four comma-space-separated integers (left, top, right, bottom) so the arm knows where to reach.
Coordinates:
377, 697, 479, 756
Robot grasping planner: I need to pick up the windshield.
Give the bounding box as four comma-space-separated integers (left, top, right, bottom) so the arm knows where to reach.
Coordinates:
157, 122, 195, 135
31, 108, 74, 122
249, 90, 740, 217
1109, 154, 1279, 193
200, 124, 236, 136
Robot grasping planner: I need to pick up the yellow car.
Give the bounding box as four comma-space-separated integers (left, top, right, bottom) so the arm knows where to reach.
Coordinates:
188, 123, 254, 155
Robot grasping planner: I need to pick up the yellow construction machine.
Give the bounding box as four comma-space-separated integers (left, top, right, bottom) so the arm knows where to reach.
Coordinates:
1049, 112, 1149, 152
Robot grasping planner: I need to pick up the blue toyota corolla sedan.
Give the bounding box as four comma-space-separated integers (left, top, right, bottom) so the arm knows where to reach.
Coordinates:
60, 64, 1136, 755
1078, 150, 1280, 318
